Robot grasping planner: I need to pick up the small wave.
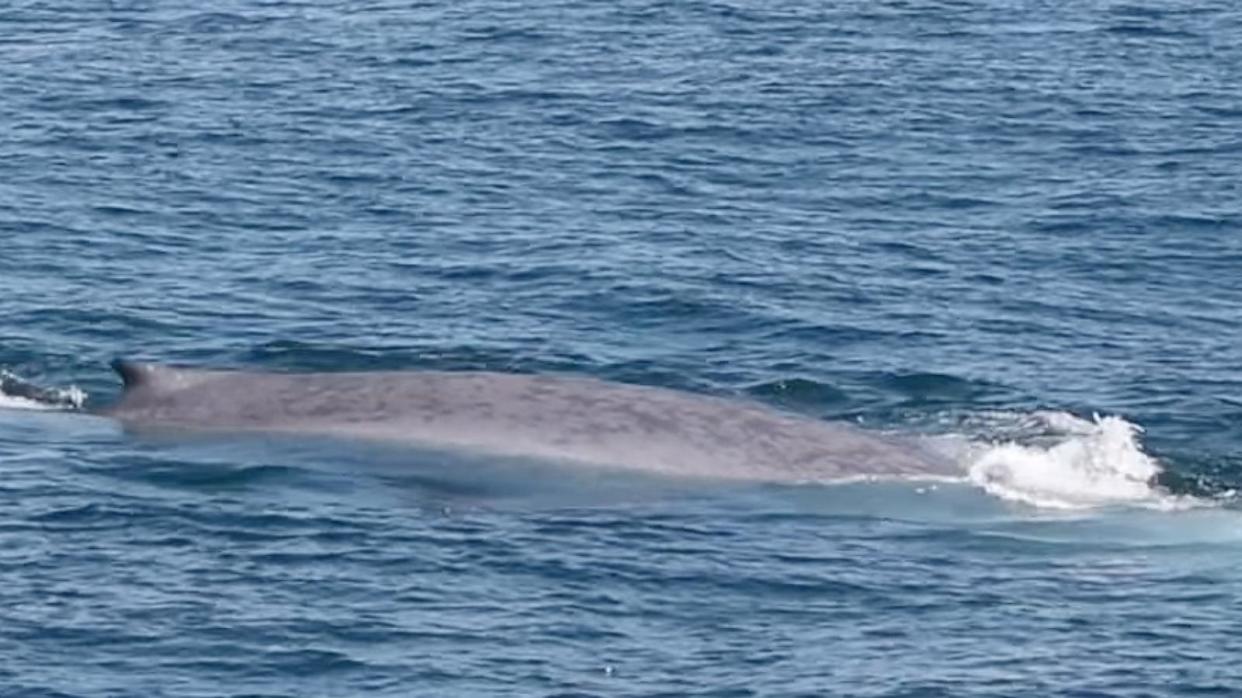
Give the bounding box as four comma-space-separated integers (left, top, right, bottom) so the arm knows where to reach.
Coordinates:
876, 371, 1007, 404
0, 370, 87, 411
960, 412, 1193, 510
745, 377, 850, 410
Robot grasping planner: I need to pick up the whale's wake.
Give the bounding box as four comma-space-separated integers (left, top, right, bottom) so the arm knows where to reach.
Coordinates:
0, 369, 86, 411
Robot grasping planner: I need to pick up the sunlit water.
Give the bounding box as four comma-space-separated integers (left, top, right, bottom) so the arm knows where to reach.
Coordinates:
3, 1, 1241, 695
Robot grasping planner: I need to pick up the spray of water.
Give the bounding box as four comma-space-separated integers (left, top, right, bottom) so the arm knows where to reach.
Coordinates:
0, 370, 87, 411
959, 412, 1190, 510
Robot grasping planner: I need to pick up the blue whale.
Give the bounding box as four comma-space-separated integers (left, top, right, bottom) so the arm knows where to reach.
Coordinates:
99, 360, 958, 482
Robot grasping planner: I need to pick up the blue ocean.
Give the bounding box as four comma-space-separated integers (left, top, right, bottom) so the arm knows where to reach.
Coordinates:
3, 1, 1241, 695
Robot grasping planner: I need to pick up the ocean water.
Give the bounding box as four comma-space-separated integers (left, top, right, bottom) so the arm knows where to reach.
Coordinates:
2, 0, 1241, 695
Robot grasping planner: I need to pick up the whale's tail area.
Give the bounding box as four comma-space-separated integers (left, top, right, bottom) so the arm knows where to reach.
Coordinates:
0, 369, 87, 410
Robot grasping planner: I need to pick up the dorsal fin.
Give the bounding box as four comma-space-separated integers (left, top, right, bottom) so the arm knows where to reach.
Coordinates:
112, 359, 169, 391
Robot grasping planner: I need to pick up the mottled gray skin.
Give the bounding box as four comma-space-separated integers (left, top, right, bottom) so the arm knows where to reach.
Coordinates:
98, 361, 959, 482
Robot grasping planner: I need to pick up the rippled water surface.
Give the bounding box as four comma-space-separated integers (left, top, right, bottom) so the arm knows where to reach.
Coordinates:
3, 1, 1241, 695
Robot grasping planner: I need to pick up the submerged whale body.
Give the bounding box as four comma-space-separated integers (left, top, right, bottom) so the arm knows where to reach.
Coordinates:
98, 361, 960, 482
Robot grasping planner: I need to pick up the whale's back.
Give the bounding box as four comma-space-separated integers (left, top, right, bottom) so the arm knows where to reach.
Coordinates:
100, 361, 957, 481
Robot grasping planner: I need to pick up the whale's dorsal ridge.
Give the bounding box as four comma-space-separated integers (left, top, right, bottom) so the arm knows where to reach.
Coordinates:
111, 359, 182, 393
99, 361, 960, 481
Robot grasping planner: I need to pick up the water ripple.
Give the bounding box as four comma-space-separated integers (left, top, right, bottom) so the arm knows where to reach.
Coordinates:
4, 0, 1242, 694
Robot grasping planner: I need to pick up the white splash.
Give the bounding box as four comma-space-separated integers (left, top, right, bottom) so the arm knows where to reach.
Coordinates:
965, 412, 1179, 510
0, 370, 87, 411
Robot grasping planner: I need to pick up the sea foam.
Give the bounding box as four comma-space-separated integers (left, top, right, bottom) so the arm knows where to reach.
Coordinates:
0, 370, 86, 411
963, 412, 1185, 510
